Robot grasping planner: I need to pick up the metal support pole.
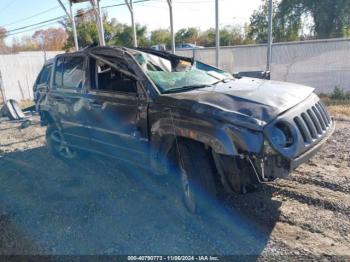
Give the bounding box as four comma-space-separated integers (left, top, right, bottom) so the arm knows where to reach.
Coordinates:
58, 0, 79, 51
0, 70, 6, 104
96, 0, 105, 46
215, 0, 220, 67
41, 35, 47, 62
91, 0, 106, 46
69, 1, 79, 51
266, 0, 273, 72
125, 0, 138, 47
167, 0, 175, 54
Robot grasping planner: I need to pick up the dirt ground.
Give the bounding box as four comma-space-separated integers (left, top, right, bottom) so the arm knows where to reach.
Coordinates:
0, 115, 349, 256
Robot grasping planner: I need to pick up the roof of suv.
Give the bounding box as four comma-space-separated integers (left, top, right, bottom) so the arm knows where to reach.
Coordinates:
56, 45, 193, 64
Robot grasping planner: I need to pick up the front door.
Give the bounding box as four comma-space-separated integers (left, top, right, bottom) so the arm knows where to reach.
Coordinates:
83, 56, 149, 166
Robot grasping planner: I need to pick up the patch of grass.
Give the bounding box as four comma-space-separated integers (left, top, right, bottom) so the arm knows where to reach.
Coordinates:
331, 86, 350, 100
320, 96, 350, 106
320, 86, 350, 105
327, 104, 350, 119
320, 87, 350, 119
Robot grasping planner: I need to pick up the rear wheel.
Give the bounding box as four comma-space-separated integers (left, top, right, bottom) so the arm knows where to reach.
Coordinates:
46, 124, 77, 160
176, 141, 217, 214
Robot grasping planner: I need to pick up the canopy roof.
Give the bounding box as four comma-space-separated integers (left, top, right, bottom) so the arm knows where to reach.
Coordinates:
69, 0, 91, 3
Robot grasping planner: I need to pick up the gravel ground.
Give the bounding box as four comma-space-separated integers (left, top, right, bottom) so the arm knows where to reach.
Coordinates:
0, 115, 349, 256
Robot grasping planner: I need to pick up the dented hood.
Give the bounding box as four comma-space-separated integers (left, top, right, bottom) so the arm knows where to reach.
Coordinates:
157, 77, 315, 130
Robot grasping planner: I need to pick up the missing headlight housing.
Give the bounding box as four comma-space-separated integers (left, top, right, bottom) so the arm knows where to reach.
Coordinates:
271, 122, 294, 148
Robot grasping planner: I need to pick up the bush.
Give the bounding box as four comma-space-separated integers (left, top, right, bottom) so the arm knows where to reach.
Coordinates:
330, 86, 349, 100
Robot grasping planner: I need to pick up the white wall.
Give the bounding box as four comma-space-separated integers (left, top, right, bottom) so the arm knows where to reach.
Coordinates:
177, 38, 350, 93
1, 39, 349, 102
0, 51, 62, 101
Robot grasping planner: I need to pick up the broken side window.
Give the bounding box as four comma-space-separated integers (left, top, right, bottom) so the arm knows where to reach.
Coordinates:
37, 64, 52, 86
62, 57, 84, 89
53, 57, 64, 87
90, 57, 137, 93
53, 56, 84, 89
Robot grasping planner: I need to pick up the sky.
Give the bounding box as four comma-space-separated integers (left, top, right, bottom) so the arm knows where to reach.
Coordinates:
0, 0, 262, 45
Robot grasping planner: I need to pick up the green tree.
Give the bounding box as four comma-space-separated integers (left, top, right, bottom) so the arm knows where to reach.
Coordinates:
62, 9, 120, 49
150, 29, 170, 47
0, 27, 8, 54
175, 27, 199, 45
278, 0, 350, 39
331, 86, 349, 100
197, 26, 249, 47
273, 0, 303, 41
248, 0, 350, 43
247, 0, 273, 43
247, 0, 300, 43
111, 23, 149, 47
197, 28, 215, 47
220, 25, 245, 46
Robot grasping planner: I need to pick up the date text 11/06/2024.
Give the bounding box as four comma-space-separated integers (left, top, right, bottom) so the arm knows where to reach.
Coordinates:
127, 256, 219, 261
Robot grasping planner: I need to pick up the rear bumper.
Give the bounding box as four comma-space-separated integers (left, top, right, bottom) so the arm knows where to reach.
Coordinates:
290, 120, 335, 170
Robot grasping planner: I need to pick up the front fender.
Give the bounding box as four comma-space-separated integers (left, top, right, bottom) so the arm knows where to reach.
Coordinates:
148, 106, 265, 174
150, 117, 238, 156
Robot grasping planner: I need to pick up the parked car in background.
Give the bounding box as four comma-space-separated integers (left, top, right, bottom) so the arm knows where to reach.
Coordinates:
151, 44, 167, 51
176, 43, 204, 50
34, 46, 334, 213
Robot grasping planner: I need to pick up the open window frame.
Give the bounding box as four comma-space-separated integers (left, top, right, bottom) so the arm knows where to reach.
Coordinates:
52, 55, 86, 91
88, 53, 141, 95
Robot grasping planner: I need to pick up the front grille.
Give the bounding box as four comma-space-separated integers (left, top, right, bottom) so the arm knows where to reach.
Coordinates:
293, 102, 331, 145
265, 94, 334, 160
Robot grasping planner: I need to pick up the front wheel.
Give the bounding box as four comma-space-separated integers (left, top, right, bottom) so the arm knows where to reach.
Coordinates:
46, 124, 77, 160
176, 142, 217, 214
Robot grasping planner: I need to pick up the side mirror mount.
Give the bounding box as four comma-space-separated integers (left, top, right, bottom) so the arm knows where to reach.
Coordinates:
37, 83, 49, 92
232, 72, 242, 79
233, 70, 271, 80
77, 81, 83, 89
263, 71, 271, 80
137, 83, 147, 100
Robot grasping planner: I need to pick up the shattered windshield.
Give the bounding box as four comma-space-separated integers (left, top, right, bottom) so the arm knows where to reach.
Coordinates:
133, 51, 233, 94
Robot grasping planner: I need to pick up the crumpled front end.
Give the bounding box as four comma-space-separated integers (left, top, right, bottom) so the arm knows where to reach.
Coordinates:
264, 93, 333, 159
212, 93, 335, 193
255, 93, 335, 181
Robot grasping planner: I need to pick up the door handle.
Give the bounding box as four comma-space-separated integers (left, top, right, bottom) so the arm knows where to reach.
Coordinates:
52, 96, 64, 101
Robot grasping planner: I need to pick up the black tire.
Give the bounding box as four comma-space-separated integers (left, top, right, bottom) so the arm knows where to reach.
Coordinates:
176, 141, 217, 214
46, 124, 78, 161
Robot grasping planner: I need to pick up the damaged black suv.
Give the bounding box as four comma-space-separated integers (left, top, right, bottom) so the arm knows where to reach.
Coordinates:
35, 46, 334, 213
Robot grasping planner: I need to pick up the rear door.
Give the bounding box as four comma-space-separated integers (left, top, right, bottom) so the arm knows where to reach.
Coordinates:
50, 55, 91, 149
83, 55, 149, 165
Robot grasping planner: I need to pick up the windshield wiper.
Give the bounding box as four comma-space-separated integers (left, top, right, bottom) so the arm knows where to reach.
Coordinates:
212, 78, 233, 85
162, 84, 209, 94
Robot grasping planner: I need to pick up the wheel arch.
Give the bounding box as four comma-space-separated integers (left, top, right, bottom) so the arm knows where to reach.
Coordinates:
149, 127, 238, 177
150, 118, 239, 156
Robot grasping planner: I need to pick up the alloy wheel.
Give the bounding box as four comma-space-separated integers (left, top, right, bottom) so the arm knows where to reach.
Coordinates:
50, 130, 76, 159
